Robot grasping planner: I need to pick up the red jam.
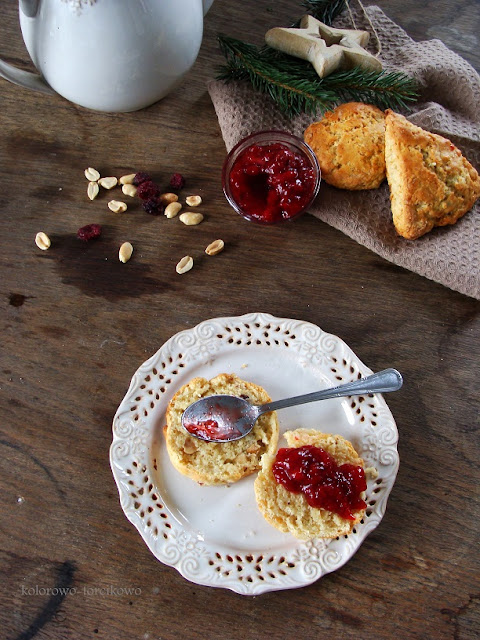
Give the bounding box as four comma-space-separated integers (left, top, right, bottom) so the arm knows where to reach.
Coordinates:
228, 142, 317, 223
272, 445, 367, 520
183, 418, 243, 441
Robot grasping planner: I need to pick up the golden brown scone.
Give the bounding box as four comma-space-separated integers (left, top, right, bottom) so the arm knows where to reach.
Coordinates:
304, 102, 386, 190
384, 109, 480, 240
164, 374, 279, 486
254, 429, 366, 540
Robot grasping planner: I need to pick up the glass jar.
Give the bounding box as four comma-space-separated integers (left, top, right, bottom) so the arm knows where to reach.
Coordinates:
222, 130, 321, 225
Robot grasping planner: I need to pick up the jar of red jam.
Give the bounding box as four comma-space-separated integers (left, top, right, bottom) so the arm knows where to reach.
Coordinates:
222, 130, 321, 225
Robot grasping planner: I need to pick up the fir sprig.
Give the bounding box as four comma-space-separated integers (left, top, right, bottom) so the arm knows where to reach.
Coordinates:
322, 67, 419, 111
300, 0, 346, 25
217, 35, 419, 118
217, 36, 337, 116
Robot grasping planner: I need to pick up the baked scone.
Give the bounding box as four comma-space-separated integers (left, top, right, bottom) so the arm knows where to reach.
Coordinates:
304, 102, 386, 190
384, 109, 480, 240
254, 429, 367, 540
164, 373, 279, 485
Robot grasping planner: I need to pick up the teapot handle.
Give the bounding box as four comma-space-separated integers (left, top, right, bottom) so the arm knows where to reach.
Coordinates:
0, 0, 55, 95
0, 60, 55, 95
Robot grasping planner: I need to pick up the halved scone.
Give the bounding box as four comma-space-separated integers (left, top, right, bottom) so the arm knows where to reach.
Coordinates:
164, 373, 279, 485
254, 429, 367, 540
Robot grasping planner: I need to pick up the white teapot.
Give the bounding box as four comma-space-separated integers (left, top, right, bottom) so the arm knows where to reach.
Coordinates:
0, 0, 214, 112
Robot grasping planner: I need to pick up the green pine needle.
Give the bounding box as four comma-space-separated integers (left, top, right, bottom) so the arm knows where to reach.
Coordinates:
217, 35, 419, 119
323, 67, 420, 111
217, 36, 337, 116
301, 0, 346, 25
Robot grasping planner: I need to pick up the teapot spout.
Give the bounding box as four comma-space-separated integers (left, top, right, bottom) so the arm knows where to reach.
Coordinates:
20, 0, 40, 18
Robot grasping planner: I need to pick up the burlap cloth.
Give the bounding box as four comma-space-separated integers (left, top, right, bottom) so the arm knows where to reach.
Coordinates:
208, 6, 480, 299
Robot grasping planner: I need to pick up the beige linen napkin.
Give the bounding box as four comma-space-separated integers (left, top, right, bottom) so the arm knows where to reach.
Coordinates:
208, 6, 480, 299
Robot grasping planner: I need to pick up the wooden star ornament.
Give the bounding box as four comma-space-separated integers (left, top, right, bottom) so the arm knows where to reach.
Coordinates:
265, 15, 382, 78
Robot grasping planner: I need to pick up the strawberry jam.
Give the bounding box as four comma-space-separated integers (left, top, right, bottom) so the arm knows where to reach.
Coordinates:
183, 418, 243, 441
225, 135, 319, 224
272, 445, 367, 520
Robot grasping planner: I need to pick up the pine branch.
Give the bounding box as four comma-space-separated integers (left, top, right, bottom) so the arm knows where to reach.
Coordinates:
323, 67, 420, 111
217, 35, 419, 118
300, 0, 346, 25
217, 36, 338, 116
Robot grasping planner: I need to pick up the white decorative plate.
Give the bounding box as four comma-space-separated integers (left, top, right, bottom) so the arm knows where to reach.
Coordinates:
110, 313, 399, 595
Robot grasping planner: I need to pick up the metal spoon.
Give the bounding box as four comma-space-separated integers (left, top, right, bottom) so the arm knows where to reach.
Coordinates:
181, 368, 403, 442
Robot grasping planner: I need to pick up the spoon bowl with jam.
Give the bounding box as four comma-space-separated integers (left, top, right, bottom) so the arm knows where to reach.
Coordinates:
182, 368, 403, 443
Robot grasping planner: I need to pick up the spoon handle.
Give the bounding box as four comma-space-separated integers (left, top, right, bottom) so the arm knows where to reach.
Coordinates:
258, 368, 403, 415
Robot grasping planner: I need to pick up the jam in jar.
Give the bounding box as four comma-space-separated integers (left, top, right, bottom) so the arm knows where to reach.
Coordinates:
272, 445, 367, 520
223, 131, 320, 224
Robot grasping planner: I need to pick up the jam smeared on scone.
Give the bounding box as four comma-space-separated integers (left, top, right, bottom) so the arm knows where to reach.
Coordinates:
272, 444, 366, 520
255, 429, 368, 539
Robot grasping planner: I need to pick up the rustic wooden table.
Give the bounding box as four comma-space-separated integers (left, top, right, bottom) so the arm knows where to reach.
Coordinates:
1, 1, 479, 639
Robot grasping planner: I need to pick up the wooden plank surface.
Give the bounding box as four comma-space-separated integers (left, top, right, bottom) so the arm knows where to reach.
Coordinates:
0, 1, 479, 639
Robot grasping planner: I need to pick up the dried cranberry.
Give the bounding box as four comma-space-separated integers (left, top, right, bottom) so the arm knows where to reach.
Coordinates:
132, 172, 151, 186
142, 198, 164, 215
169, 173, 185, 190
77, 223, 102, 241
137, 180, 160, 200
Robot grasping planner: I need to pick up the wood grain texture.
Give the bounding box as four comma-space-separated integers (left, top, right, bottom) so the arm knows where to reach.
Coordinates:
0, 1, 479, 639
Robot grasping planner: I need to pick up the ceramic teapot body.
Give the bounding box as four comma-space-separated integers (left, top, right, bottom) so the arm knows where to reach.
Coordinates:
0, 0, 214, 112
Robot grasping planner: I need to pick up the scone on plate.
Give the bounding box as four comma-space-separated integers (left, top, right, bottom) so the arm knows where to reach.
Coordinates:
385, 109, 480, 240
254, 429, 367, 540
304, 102, 386, 190
164, 373, 279, 486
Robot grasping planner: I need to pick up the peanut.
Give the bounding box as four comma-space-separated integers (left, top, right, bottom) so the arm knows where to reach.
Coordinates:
108, 200, 127, 213
179, 212, 203, 226
122, 183, 137, 197
119, 241, 133, 263
158, 192, 178, 205
246, 443, 261, 454
365, 466, 379, 480
119, 173, 136, 185
205, 239, 224, 255
84, 167, 100, 181
164, 201, 182, 219
176, 256, 193, 274
99, 176, 118, 189
87, 181, 99, 200
185, 195, 202, 207
35, 231, 51, 250
183, 437, 197, 454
